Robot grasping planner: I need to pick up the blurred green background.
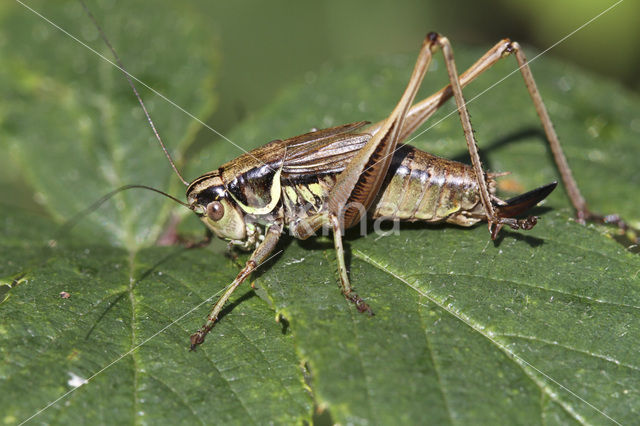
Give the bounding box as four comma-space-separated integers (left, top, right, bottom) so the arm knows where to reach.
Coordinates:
206, 0, 639, 136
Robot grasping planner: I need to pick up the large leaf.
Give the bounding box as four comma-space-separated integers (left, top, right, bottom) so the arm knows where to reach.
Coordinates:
0, 207, 311, 424
2, 1, 640, 425
194, 38, 640, 424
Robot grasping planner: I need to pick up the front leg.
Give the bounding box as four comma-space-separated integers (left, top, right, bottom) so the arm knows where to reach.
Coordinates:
190, 222, 283, 350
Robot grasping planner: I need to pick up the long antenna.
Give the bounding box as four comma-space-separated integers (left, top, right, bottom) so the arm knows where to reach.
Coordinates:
53, 184, 193, 245
78, 0, 190, 186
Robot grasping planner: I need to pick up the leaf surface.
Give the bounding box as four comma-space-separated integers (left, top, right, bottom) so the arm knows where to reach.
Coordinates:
1, 1, 640, 424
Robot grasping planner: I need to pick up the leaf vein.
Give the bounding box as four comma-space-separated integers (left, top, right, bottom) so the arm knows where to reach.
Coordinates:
354, 249, 619, 426
136, 301, 259, 424
228, 316, 307, 414
405, 270, 640, 311
146, 373, 205, 425
493, 333, 640, 372
324, 249, 376, 421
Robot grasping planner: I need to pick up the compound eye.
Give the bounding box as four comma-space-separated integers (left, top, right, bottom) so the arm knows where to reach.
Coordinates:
206, 201, 224, 221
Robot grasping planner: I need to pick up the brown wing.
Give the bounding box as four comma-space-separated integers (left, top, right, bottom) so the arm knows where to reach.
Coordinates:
281, 122, 372, 177
220, 121, 371, 178
283, 134, 370, 176
221, 121, 370, 178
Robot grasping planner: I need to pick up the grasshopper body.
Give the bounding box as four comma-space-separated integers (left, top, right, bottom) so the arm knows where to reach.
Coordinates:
188, 123, 550, 244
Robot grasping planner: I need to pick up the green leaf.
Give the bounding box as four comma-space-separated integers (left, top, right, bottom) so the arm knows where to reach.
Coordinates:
0, 207, 311, 424
2, 1, 640, 425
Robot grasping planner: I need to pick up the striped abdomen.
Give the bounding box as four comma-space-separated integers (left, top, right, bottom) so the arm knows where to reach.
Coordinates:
372, 146, 490, 226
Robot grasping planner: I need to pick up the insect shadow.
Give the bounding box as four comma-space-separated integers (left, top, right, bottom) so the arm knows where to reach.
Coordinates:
449, 127, 546, 167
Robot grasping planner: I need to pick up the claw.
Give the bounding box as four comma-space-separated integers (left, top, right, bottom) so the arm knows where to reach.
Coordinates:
190, 333, 203, 351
